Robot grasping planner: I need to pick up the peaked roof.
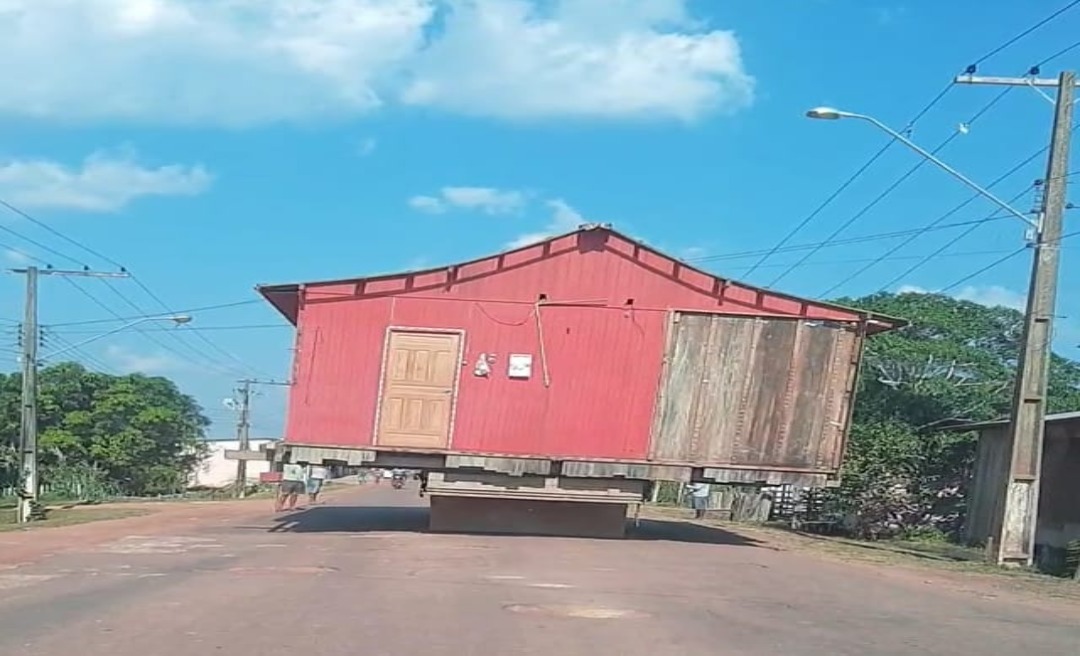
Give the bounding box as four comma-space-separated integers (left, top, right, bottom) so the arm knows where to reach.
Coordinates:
257, 224, 906, 333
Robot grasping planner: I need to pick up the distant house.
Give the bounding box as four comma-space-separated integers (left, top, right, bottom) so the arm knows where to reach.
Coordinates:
944, 412, 1080, 570
189, 438, 279, 489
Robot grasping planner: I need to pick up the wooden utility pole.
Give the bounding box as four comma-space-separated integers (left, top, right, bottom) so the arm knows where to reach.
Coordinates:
955, 70, 1076, 567
232, 378, 290, 497
11, 267, 129, 522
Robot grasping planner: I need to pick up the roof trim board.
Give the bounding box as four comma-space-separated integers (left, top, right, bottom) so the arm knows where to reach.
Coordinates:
257, 224, 907, 332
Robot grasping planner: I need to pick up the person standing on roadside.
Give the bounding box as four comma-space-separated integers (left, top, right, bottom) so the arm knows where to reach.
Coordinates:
687, 482, 711, 520
276, 462, 307, 512
306, 463, 328, 505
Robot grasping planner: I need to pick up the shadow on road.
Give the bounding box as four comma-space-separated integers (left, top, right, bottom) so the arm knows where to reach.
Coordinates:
258, 504, 762, 547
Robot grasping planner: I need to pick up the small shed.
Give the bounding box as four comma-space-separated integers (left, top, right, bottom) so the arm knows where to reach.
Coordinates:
949, 412, 1080, 567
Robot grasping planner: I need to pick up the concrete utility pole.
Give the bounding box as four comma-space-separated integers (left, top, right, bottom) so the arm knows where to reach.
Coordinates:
955, 70, 1076, 567
17, 267, 38, 524
12, 267, 129, 523
233, 378, 290, 497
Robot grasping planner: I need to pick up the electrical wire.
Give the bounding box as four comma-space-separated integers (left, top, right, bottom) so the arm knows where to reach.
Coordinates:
875, 187, 1037, 293
39, 330, 122, 375
0, 193, 268, 378
935, 228, 1080, 294
60, 277, 245, 378
742, 1, 1080, 279
690, 215, 1014, 264
50, 323, 290, 335
819, 137, 1051, 297
730, 248, 1024, 272
768, 87, 1013, 288
973, 1, 1080, 66
47, 299, 265, 327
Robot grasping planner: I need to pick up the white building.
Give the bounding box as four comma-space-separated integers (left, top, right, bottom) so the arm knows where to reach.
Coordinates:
189, 438, 278, 489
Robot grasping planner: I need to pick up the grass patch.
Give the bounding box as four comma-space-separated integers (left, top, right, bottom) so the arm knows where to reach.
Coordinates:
0, 506, 147, 532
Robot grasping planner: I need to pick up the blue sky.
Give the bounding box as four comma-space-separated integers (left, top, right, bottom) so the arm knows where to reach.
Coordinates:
0, 0, 1077, 437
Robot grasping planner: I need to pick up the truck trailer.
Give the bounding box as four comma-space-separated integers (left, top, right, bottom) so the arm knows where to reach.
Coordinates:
246, 224, 903, 538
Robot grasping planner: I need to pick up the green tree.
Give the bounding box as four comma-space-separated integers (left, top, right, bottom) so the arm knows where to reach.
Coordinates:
0, 363, 210, 497
831, 291, 1080, 539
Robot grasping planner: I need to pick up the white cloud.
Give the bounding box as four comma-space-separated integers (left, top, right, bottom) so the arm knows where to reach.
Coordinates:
0, 0, 752, 125
402, 0, 753, 121
897, 284, 1027, 311
506, 198, 585, 248
0, 150, 211, 212
441, 187, 525, 215
408, 186, 525, 215
408, 195, 446, 213
954, 285, 1026, 311
105, 344, 185, 374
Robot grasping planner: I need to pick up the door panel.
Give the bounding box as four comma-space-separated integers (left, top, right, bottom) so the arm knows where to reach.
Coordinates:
376, 331, 461, 449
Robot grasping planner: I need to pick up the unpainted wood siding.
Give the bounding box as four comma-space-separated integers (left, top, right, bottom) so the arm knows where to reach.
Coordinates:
965, 423, 1080, 550
650, 313, 861, 472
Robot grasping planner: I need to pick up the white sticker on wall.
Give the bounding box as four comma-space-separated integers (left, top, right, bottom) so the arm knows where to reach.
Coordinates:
508, 354, 533, 379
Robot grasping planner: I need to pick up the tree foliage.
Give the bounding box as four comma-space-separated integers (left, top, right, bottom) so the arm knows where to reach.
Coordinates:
832, 292, 1080, 540
0, 363, 209, 496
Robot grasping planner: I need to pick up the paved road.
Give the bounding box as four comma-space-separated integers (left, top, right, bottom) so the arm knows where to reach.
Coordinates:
0, 484, 1077, 656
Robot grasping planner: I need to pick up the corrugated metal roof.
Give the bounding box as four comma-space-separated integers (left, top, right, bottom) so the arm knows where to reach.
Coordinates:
255, 224, 907, 332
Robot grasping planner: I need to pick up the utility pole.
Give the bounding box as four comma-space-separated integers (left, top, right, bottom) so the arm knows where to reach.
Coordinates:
11, 267, 129, 523
955, 70, 1076, 567
16, 267, 38, 524
232, 378, 290, 497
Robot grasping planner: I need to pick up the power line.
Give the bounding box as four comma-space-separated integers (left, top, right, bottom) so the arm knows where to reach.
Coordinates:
0, 197, 122, 270
60, 277, 244, 378
0, 193, 267, 378
732, 248, 1024, 272
874, 187, 1037, 293
50, 323, 290, 335
938, 249, 1029, 294
690, 215, 1013, 264
39, 331, 121, 375
973, 1, 1080, 66
935, 227, 1080, 294
743, 2, 1080, 278
47, 299, 264, 327
819, 142, 1049, 296
768, 86, 1013, 288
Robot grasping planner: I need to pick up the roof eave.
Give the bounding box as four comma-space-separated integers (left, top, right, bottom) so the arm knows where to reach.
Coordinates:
256, 283, 301, 325
252, 224, 909, 334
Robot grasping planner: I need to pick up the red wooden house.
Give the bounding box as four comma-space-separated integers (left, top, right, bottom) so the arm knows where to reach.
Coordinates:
259, 224, 902, 489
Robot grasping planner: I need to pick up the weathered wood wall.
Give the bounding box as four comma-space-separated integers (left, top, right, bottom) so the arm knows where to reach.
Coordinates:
966, 423, 1080, 552
650, 313, 861, 474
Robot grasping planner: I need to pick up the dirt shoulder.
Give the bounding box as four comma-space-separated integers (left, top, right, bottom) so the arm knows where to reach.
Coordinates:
640, 506, 1080, 609
0, 480, 362, 568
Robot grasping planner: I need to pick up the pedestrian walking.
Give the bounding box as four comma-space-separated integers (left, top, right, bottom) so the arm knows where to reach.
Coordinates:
275, 462, 307, 512
306, 463, 328, 504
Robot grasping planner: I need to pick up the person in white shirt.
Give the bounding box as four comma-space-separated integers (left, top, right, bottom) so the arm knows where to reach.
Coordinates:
306, 464, 328, 504
276, 463, 307, 512
687, 482, 711, 520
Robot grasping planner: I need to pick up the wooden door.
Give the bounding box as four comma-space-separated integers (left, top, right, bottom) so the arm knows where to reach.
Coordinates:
376, 330, 461, 449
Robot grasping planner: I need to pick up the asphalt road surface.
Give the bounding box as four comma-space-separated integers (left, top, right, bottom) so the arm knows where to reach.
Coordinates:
0, 484, 1077, 656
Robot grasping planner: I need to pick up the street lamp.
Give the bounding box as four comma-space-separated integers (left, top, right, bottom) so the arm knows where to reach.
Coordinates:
806, 87, 1077, 569
804, 106, 1038, 229
15, 313, 193, 523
